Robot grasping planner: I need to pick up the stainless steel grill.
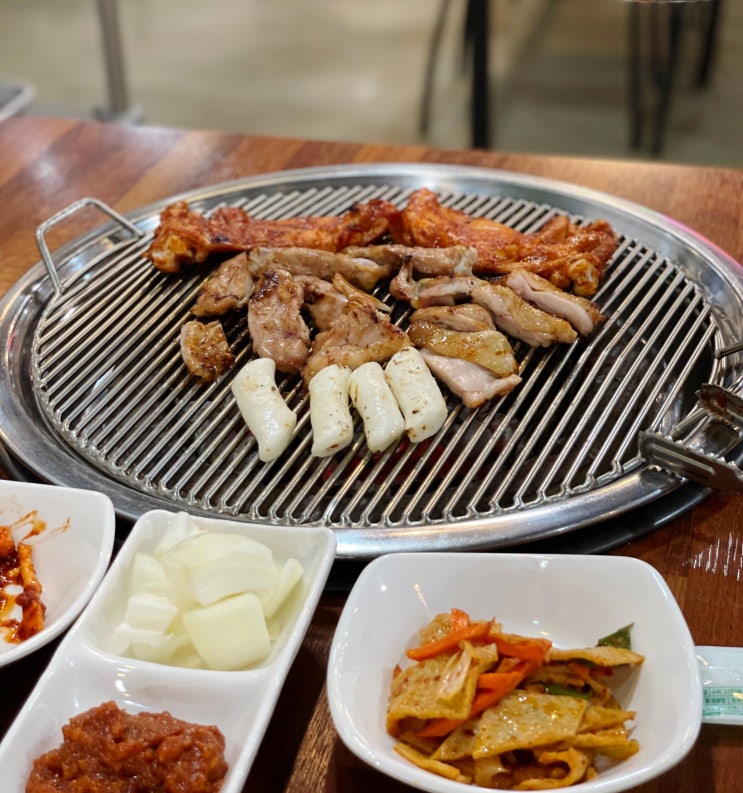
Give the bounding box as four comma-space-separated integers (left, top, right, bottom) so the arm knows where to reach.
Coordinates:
2, 164, 742, 557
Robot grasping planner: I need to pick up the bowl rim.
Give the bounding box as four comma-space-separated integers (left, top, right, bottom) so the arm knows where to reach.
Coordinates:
327, 551, 703, 793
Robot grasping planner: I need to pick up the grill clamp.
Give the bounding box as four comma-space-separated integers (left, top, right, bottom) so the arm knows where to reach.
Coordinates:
640, 384, 743, 493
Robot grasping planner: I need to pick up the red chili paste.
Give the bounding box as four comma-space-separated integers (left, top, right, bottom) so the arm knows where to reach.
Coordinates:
26, 700, 228, 793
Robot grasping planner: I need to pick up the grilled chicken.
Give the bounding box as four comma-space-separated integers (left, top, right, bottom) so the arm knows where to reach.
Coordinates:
247, 247, 393, 292
416, 275, 484, 308
191, 252, 255, 317
410, 304, 495, 332
420, 350, 522, 408
145, 198, 400, 274
342, 244, 477, 276
390, 188, 617, 296
407, 320, 518, 378
248, 270, 311, 374
180, 319, 236, 381
472, 282, 578, 347
504, 269, 604, 336
299, 272, 389, 331
303, 295, 410, 383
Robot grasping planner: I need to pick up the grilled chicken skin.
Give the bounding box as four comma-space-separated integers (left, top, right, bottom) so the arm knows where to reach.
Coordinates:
471, 282, 578, 347
420, 350, 522, 408
504, 269, 604, 336
407, 320, 519, 378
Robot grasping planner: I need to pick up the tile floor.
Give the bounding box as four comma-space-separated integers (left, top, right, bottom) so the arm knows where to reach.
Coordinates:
1, 0, 741, 166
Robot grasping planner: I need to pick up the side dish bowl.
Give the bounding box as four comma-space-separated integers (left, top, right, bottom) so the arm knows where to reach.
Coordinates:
0, 479, 115, 667
0, 509, 335, 793
327, 552, 702, 793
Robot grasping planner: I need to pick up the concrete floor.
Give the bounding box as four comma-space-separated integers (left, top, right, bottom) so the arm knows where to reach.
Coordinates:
1, 0, 741, 166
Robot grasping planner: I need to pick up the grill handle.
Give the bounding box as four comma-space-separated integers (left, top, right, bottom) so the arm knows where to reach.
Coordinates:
35, 197, 143, 293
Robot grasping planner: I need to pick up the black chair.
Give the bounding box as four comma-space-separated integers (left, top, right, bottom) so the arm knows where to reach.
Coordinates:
628, 0, 723, 155
420, 0, 723, 155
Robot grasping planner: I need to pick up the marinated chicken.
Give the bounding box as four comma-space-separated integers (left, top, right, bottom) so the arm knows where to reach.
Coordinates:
248, 270, 311, 374
145, 198, 400, 274
390, 188, 617, 296
407, 321, 519, 378
303, 295, 410, 383
471, 282, 578, 347
504, 269, 604, 336
179, 320, 235, 381
191, 252, 255, 317
420, 350, 522, 408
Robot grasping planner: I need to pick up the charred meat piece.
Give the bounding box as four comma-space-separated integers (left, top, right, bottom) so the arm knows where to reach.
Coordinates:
472, 282, 578, 347
390, 188, 617, 296
407, 320, 519, 378
504, 269, 605, 335
247, 247, 392, 292
420, 350, 522, 408
145, 198, 400, 274
342, 244, 477, 277
191, 252, 255, 317
180, 320, 236, 381
248, 270, 311, 374
303, 296, 410, 383
410, 304, 495, 332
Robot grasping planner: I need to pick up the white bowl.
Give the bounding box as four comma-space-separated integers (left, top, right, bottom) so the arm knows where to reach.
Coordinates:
0, 509, 336, 793
0, 479, 115, 667
328, 552, 702, 793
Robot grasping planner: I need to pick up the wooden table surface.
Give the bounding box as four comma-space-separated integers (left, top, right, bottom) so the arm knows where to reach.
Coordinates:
0, 116, 741, 792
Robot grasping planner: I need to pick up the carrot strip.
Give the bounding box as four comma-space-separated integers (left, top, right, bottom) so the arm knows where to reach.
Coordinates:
568, 661, 591, 681
449, 608, 471, 632
492, 634, 552, 663
405, 621, 492, 661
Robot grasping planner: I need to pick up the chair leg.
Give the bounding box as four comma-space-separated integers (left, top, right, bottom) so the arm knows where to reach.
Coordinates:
468, 0, 491, 149
651, 3, 685, 155
697, 0, 722, 87
628, 3, 644, 150
419, 0, 453, 137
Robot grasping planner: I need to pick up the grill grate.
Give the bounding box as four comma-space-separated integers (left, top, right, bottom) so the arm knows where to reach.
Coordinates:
32, 182, 721, 535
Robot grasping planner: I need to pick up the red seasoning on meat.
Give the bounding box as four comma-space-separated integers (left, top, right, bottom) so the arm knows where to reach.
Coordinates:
26, 701, 228, 793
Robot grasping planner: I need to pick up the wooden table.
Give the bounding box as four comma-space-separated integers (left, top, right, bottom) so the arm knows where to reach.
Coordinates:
1, 116, 741, 791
